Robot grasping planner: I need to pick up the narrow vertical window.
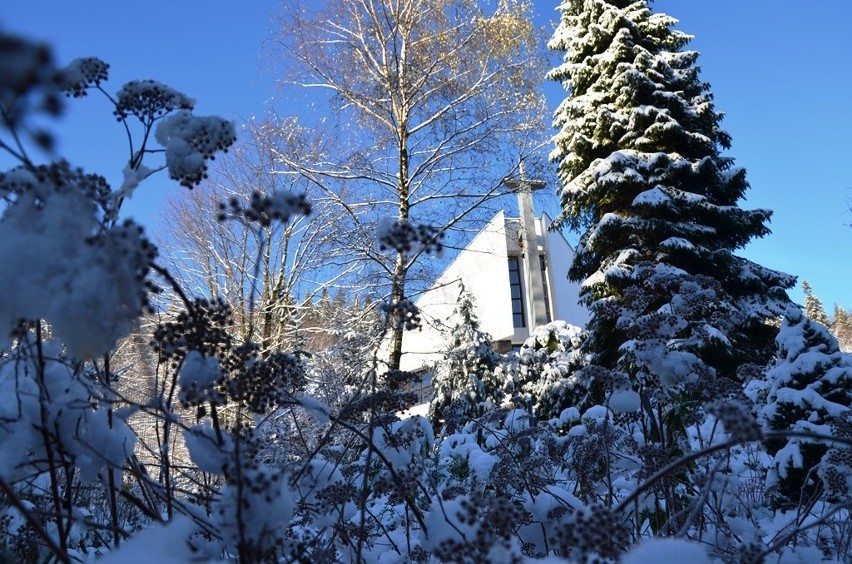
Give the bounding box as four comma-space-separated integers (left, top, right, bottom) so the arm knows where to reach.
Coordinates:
508, 257, 525, 327
540, 254, 552, 322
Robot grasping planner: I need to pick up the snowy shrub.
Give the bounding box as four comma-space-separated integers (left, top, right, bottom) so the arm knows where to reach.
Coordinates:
747, 306, 852, 506
495, 320, 586, 420
420, 492, 530, 562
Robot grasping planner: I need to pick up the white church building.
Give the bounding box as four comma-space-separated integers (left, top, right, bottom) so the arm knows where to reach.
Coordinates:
397, 184, 588, 401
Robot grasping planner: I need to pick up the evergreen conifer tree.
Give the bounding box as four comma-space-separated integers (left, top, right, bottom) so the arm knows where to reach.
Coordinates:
494, 320, 586, 421
745, 306, 852, 507
801, 280, 829, 326
548, 0, 794, 414
831, 304, 852, 352
429, 286, 501, 433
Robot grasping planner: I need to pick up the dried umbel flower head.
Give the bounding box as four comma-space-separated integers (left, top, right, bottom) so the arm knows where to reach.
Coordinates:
155, 110, 236, 188
0, 162, 114, 220
0, 33, 62, 126
114, 79, 194, 122
217, 190, 311, 227
709, 399, 763, 443
377, 218, 444, 255
152, 297, 234, 365
57, 57, 109, 97
555, 504, 630, 563
381, 298, 421, 331
224, 348, 308, 413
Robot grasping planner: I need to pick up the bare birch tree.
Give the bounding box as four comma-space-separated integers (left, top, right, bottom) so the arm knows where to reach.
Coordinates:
271, 0, 550, 370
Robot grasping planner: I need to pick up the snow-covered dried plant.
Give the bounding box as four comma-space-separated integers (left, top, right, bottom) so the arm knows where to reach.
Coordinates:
377, 218, 444, 255
0, 28, 241, 561
216, 188, 311, 226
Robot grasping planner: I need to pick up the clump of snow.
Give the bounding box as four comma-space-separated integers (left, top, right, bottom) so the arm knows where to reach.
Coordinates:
631, 342, 704, 387
660, 237, 693, 249
421, 497, 476, 554
178, 350, 223, 406
213, 463, 295, 554
504, 408, 531, 432
155, 110, 236, 187
57, 57, 109, 97
582, 404, 609, 423
99, 516, 198, 564
297, 394, 330, 424
117, 163, 153, 200
374, 415, 434, 470
609, 389, 641, 413
0, 177, 152, 357
632, 186, 671, 207
184, 423, 230, 474
773, 442, 803, 480
0, 339, 136, 483
555, 406, 581, 427
622, 538, 712, 564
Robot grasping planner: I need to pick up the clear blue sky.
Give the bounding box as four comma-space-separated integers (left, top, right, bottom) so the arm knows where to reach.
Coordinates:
1, 1, 850, 311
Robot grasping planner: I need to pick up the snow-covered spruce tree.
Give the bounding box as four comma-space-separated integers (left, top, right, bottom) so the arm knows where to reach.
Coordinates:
745, 306, 852, 507
832, 304, 852, 352
429, 286, 501, 433
801, 280, 830, 326
548, 1, 794, 413
494, 320, 586, 421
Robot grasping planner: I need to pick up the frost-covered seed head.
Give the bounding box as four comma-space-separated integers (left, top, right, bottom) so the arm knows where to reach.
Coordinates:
377, 219, 444, 255
57, 57, 109, 97
380, 298, 421, 331
114, 79, 194, 122
217, 190, 310, 226
709, 399, 763, 443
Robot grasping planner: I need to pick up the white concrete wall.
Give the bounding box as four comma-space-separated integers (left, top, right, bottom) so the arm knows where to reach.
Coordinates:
542, 213, 590, 327
398, 211, 589, 373
400, 211, 513, 371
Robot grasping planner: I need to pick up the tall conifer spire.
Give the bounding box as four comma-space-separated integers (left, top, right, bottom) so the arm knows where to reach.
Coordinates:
548, 1, 794, 402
